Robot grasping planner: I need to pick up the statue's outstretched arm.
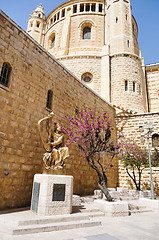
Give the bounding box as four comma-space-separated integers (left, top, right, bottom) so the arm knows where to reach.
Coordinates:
49, 135, 64, 147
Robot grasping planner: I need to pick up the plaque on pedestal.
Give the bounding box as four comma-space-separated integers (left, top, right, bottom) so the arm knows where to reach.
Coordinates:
31, 174, 73, 216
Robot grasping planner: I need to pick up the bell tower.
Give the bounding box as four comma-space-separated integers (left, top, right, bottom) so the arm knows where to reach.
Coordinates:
27, 4, 46, 45
102, 0, 148, 113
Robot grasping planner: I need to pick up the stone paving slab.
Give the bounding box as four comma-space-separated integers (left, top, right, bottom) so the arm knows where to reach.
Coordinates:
1, 211, 159, 240
68, 233, 119, 240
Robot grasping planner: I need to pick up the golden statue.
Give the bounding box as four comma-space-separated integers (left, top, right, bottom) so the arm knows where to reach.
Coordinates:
38, 112, 69, 170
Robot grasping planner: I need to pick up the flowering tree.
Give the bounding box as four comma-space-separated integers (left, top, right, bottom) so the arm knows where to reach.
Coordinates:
62, 106, 119, 202
118, 139, 149, 191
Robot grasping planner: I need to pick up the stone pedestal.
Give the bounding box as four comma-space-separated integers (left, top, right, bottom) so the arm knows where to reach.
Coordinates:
94, 200, 129, 216
31, 174, 73, 216
139, 198, 159, 210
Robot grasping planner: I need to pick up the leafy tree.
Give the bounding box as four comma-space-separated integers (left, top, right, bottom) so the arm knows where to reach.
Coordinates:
118, 139, 149, 191
62, 106, 119, 201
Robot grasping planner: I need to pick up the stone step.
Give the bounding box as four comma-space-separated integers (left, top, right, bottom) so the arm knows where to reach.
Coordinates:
120, 197, 138, 201
129, 209, 152, 214
12, 219, 101, 235
18, 211, 104, 226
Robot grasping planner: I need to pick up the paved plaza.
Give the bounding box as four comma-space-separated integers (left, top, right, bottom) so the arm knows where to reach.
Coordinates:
1, 210, 159, 240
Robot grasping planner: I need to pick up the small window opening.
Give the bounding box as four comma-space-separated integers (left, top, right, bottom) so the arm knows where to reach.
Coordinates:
125, 80, 128, 91
37, 22, 40, 28
38, 14, 41, 18
54, 15, 56, 23
50, 18, 53, 25
132, 24, 135, 34
133, 82, 136, 92
81, 72, 93, 83
139, 85, 141, 95
84, 76, 91, 82
0, 62, 12, 87
30, 22, 33, 27
73, 5, 77, 13
80, 4, 84, 12
127, 40, 130, 47
83, 27, 91, 40
99, 4, 103, 13
62, 9, 65, 17
57, 12, 60, 20
46, 90, 53, 110
52, 36, 55, 48
86, 4, 90, 12
116, 17, 118, 23
152, 134, 159, 148
126, 14, 128, 20
91, 4, 96, 12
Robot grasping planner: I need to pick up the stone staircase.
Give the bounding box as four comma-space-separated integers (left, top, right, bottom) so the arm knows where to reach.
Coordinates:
0, 202, 104, 236
128, 202, 152, 215
0, 192, 155, 236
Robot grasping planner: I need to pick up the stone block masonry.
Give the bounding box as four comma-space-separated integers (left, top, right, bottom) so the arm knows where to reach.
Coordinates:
111, 55, 147, 113
146, 66, 159, 113
117, 112, 159, 195
0, 10, 117, 210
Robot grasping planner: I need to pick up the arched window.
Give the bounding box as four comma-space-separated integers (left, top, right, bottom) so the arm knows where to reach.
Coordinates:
83, 27, 91, 40
52, 36, 55, 48
0, 62, 12, 87
30, 21, 33, 28
49, 33, 56, 49
62, 9, 65, 18
36, 21, 40, 28
46, 90, 53, 110
152, 134, 159, 148
81, 72, 93, 83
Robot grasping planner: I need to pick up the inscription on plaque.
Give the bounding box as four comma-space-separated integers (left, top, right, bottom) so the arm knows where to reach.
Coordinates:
31, 182, 40, 213
52, 184, 66, 201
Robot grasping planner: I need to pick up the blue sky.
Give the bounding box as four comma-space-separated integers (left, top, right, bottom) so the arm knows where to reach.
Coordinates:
0, 0, 159, 64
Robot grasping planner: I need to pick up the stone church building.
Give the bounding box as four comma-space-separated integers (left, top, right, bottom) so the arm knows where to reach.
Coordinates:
0, 0, 159, 210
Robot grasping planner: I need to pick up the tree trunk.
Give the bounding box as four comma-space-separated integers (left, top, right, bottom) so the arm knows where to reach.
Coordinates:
86, 156, 113, 202
98, 182, 113, 202
138, 170, 141, 191
98, 171, 113, 202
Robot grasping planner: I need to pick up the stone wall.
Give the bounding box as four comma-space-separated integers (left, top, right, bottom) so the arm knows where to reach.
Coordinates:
58, 56, 102, 96
0, 10, 117, 210
44, 0, 104, 58
111, 55, 147, 113
146, 66, 159, 113
117, 112, 159, 195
